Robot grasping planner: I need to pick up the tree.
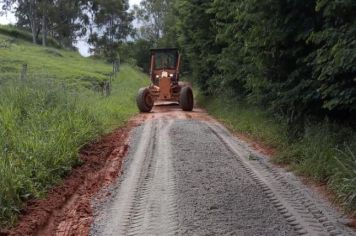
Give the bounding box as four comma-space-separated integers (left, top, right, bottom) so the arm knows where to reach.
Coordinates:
17, 0, 40, 44
134, 0, 167, 43
119, 39, 153, 72
2, 0, 88, 47
175, 0, 355, 121
133, 0, 178, 47
309, 0, 356, 112
176, 0, 220, 93
49, 0, 88, 48
87, 0, 133, 62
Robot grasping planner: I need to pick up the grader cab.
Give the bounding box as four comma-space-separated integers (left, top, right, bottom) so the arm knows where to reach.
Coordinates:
136, 48, 194, 112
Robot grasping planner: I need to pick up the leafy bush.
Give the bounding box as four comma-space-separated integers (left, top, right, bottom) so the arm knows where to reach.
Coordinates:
308, 0, 356, 111
176, 0, 356, 118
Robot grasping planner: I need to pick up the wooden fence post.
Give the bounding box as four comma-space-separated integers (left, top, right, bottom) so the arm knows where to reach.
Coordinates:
112, 59, 120, 80
20, 64, 28, 81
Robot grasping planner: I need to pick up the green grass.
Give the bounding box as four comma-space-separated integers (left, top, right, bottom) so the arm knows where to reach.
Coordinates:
198, 95, 356, 215
0, 27, 112, 87
197, 95, 288, 147
0, 27, 149, 227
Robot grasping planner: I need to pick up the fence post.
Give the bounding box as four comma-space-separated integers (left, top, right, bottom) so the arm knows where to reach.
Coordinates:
112, 59, 120, 80
101, 82, 104, 96
20, 64, 27, 81
107, 77, 111, 96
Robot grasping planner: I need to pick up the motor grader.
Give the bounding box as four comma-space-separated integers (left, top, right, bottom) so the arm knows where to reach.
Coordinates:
136, 48, 194, 112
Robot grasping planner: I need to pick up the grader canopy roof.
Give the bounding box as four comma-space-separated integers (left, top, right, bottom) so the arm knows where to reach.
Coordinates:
151, 48, 179, 69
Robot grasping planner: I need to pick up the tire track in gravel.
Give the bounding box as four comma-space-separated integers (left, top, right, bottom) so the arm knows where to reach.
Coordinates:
206, 122, 355, 236
91, 119, 178, 236
127, 119, 177, 236
170, 120, 299, 236
91, 121, 155, 235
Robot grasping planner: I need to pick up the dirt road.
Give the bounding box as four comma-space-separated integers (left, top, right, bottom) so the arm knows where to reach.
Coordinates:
90, 104, 355, 236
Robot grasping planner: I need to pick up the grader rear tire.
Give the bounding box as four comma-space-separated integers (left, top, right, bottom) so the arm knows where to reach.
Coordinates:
136, 88, 154, 112
179, 86, 194, 111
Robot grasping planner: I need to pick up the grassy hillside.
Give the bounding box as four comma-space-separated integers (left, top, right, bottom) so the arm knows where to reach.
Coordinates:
0, 27, 149, 226
0, 25, 61, 49
198, 95, 356, 216
0, 26, 111, 87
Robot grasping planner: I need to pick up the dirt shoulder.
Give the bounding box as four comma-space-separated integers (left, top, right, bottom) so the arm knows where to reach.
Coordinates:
0, 121, 136, 236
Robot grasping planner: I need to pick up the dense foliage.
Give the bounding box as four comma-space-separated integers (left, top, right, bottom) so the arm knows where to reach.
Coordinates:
119, 39, 153, 72
176, 0, 356, 213
176, 0, 355, 122
118, 0, 179, 72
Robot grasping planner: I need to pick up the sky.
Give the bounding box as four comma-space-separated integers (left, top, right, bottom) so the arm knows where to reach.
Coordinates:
0, 0, 142, 57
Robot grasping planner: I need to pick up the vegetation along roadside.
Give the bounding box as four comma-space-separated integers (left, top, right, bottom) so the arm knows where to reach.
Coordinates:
0, 30, 147, 227
198, 95, 356, 217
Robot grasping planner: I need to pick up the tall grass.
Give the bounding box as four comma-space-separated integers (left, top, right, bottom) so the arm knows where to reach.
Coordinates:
0, 65, 148, 226
0, 25, 148, 226
330, 147, 356, 211
198, 95, 356, 215
197, 95, 288, 147
279, 124, 356, 214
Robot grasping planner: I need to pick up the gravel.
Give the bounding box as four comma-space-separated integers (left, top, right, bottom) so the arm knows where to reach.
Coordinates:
90, 118, 355, 236
170, 120, 297, 236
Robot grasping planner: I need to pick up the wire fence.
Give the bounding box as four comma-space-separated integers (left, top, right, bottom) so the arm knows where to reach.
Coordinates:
1, 62, 120, 97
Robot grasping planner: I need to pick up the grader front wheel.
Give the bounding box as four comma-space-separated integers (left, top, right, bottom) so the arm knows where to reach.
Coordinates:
179, 86, 194, 111
136, 88, 154, 112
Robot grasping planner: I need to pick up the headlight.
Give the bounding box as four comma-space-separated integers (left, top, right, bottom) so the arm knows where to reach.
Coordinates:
162, 71, 168, 77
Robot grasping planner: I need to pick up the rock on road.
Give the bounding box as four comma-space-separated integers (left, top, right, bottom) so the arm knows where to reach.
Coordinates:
90, 105, 355, 236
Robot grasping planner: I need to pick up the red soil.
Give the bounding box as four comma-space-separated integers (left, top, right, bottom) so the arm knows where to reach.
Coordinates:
0, 121, 137, 236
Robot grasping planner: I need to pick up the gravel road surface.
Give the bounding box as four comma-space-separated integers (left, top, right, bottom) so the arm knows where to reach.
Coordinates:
90, 106, 355, 236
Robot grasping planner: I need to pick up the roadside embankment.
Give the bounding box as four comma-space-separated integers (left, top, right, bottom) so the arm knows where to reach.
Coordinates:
0, 64, 148, 227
